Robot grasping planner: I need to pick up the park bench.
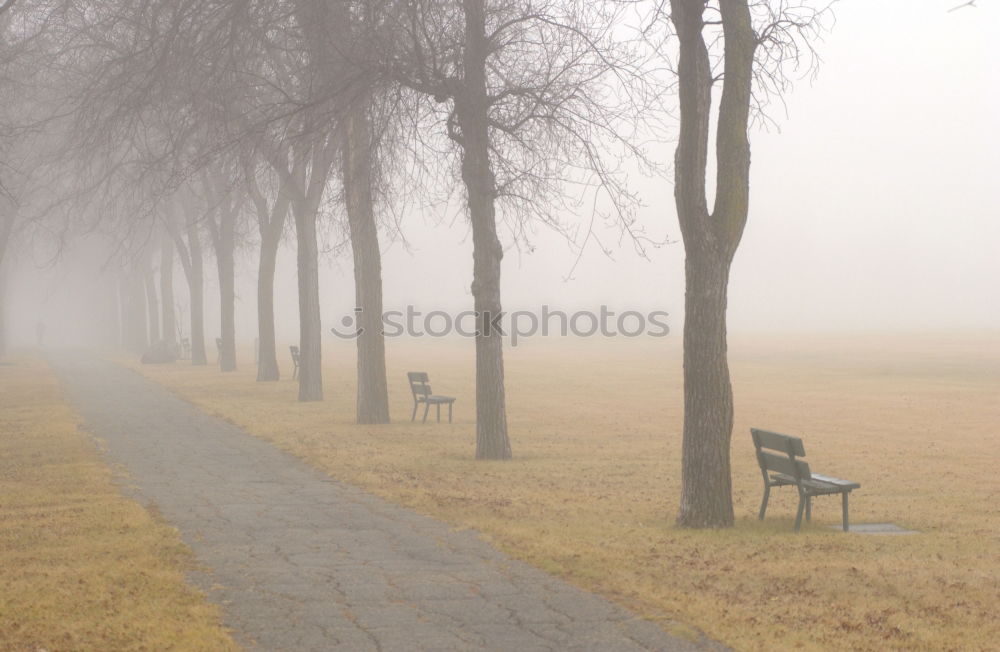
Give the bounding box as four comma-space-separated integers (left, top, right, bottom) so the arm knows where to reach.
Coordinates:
407, 372, 456, 423
751, 428, 860, 532
290, 345, 300, 380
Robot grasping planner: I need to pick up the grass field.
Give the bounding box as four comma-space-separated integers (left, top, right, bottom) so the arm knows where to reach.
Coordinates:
131, 332, 1000, 651
0, 356, 237, 651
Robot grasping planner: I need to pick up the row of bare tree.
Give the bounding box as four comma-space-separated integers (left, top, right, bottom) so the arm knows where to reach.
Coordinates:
1, 0, 828, 527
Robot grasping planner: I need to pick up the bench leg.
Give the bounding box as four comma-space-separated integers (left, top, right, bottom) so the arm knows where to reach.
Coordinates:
806, 495, 812, 522
794, 493, 806, 532
448, 403, 453, 423
436, 403, 441, 422
422, 402, 430, 424
411, 402, 417, 422
758, 484, 770, 520
842, 492, 850, 532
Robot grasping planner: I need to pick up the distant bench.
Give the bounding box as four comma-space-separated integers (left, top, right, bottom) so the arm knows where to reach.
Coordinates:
751, 428, 860, 532
407, 372, 455, 423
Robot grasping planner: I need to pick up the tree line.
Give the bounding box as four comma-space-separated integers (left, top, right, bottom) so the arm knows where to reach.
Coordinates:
0, 0, 827, 528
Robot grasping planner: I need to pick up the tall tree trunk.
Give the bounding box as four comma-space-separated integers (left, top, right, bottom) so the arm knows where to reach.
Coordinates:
187, 221, 208, 366
215, 233, 237, 372
145, 266, 160, 345
343, 106, 390, 424
256, 227, 280, 381
160, 235, 176, 345
206, 189, 238, 373
247, 173, 287, 383
285, 4, 340, 402
284, 140, 334, 403
293, 202, 323, 401
458, 0, 511, 460
679, 251, 735, 526
672, 0, 755, 528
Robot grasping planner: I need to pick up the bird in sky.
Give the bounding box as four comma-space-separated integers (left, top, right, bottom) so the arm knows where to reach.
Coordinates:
948, 1, 977, 12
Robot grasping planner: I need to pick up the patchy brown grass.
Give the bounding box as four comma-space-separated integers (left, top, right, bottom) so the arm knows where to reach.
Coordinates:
132, 332, 1000, 651
0, 356, 237, 652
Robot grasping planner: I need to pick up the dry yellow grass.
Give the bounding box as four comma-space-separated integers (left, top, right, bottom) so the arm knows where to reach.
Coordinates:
0, 356, 237, 652
132, 332, 1000, 651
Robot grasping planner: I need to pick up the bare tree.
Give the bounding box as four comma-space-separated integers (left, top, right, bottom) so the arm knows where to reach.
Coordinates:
661, 0, 826, 527
202, 168, 243, 372
244, 158, 290, 382
51, 0, 396, 411
190, 0, 348, 401
287, 138, 337, 401
342, 102, 391, 424
187, 7, 302, 383
376, 0, 648, 459
314, 3, 394, 423
262, 0, 362, 403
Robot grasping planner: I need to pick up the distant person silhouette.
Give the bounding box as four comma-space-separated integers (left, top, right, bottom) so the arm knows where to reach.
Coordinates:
36, 321, 45, 347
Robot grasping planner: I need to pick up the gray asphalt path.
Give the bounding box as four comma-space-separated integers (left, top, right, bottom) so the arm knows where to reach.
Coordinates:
52, 354, 714, 652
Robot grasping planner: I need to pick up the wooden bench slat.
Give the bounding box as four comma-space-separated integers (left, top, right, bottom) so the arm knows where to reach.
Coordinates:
752, 428, 806, 456
759, 451, 811, 479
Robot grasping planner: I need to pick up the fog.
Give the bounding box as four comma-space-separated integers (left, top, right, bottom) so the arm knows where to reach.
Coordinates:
4, 0, 998, 352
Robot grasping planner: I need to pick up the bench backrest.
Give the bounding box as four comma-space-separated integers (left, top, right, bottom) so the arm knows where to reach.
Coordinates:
289, 345, 300, 364
751, 428, 812, 483
407, 372, 432, 399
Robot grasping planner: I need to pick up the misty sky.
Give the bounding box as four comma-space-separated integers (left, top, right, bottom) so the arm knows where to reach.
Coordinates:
8, 0, 999, 347
340, 0, 1000, 334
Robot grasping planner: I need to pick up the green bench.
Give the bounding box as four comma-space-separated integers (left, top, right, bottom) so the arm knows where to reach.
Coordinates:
407, 372, 456, 423
751, 428, 860, 532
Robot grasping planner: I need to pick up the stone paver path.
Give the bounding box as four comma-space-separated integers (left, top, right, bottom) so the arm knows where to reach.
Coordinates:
53, 355, 715, 651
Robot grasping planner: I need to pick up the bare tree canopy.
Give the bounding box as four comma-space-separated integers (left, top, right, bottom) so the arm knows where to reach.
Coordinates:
364, 0, 655, 458
3, 0, 836, 495
647, 0, 829, 527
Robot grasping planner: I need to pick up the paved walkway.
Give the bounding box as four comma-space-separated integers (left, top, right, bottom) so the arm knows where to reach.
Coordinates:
53, 355, 714, 651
